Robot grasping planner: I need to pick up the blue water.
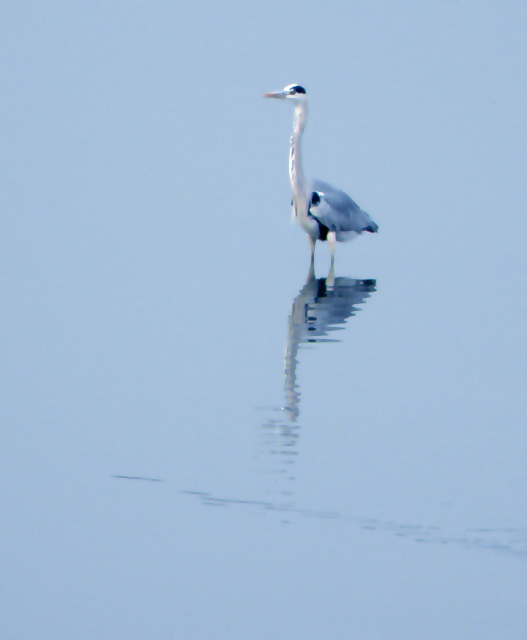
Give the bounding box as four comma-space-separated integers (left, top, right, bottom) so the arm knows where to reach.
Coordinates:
2, 3, 527, 638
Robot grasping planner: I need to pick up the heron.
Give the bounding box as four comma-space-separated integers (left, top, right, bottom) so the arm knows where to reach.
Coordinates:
264, 84, 378, 263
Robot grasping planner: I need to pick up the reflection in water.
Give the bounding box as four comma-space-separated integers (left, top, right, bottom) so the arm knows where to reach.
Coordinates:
258, 264, 376, 481
113, 258, 527, 557
169, 269, 527, 558
283, 263, 376, 422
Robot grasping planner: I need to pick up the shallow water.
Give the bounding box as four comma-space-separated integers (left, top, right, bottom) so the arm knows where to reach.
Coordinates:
2, 3, 527, 639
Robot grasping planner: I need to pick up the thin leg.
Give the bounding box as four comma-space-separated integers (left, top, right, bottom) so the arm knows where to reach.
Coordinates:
308, 235, 316, 264
327, 231, 336, 267
306, 261, 315, 283
327, 261, 335, 288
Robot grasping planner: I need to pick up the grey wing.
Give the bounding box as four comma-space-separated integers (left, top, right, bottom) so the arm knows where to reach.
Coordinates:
311, 179, 378, 236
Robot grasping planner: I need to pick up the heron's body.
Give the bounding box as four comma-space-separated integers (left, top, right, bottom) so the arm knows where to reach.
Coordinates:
264, 84, 378, 262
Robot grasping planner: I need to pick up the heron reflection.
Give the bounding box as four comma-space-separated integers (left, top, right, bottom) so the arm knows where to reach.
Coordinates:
260, 264, 376, 475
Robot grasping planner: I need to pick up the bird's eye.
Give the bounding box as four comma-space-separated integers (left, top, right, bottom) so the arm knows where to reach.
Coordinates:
286, 84, 306, 95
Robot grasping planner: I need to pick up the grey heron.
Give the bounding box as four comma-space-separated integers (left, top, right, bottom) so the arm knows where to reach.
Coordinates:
264, 84, 378, 263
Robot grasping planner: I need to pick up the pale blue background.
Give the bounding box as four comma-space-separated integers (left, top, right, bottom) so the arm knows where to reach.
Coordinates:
2, 1, 527, 638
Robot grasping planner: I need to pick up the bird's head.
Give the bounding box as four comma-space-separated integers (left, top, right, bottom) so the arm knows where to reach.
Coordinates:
263, 84, 307, 104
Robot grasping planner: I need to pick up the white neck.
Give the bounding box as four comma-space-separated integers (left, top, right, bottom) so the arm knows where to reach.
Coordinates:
289, 102, 309, 220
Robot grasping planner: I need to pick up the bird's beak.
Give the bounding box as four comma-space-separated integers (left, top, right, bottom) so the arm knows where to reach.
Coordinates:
263, 91, 287, 99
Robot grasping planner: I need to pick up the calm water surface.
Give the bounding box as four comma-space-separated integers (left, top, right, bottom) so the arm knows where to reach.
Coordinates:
2, 3, 527, 639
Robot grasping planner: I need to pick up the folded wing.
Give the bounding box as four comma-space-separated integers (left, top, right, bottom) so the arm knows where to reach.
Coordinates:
310, 179, 378, 239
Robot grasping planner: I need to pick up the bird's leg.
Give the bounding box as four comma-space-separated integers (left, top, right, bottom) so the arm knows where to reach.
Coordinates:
327, 261, 335, 288
306, 260, 315, 283
327, 231, 336, 268
308, 235, 316, 265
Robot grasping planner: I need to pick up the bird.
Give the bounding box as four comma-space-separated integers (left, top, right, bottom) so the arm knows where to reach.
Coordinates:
264, 84, 378, 263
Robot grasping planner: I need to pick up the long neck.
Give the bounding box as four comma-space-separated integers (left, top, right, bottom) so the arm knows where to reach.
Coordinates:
289, 103, 309, 218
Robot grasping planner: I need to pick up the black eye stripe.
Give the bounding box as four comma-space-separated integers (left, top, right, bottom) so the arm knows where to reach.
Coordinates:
289, 85, 306, 95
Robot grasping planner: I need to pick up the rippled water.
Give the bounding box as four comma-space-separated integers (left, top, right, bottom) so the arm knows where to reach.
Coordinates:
115, 265, 527, 560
